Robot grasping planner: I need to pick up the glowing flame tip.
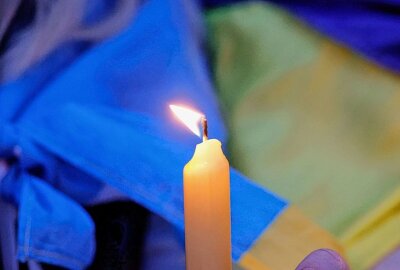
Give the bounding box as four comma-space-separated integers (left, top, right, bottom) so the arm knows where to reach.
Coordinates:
169, 104, 204, 137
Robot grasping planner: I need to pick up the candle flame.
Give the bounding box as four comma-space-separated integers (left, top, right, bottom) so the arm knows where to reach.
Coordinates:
169, 104, 204, 137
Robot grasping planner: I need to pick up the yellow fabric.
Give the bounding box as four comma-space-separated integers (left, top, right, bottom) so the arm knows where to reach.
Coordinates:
207, 3, 400, 269
239, 206, 343, 270
341, 188, 400, 269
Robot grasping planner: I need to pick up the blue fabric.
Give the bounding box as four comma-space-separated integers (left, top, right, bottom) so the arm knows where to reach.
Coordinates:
0, 199, 18, 270
17, 174, 95, 269
0, 0, 287, 269
204, 0, 400, 73
280, 0, 400, 73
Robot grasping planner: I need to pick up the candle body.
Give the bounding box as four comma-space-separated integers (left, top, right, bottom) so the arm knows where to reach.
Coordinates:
184, 139, 232, 270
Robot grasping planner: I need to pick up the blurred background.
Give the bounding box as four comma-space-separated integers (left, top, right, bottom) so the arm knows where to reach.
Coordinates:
0, 0, 399, 269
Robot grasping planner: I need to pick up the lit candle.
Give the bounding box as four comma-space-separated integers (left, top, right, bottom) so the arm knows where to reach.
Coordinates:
170, 105, 232, 270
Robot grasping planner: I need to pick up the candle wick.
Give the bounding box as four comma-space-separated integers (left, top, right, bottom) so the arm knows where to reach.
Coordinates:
201, 117, 208, 142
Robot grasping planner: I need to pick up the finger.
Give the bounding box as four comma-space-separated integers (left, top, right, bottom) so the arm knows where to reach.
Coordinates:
295, 249, 349, 270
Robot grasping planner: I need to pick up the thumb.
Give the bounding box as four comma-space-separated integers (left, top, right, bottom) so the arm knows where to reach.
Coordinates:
295, 249, 349, 270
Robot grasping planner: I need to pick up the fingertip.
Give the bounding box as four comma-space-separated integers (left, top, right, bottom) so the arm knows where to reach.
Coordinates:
295, 249, 349, 270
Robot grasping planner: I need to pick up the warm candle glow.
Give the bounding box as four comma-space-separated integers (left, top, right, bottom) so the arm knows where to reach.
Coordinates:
170, 103, 232, 270
169, 104, 204, 137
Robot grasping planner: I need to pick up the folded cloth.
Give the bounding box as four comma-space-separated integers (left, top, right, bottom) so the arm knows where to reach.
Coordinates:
207, 2, 400, 269
203, 0, 400, 73
0, 0, 288, 268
